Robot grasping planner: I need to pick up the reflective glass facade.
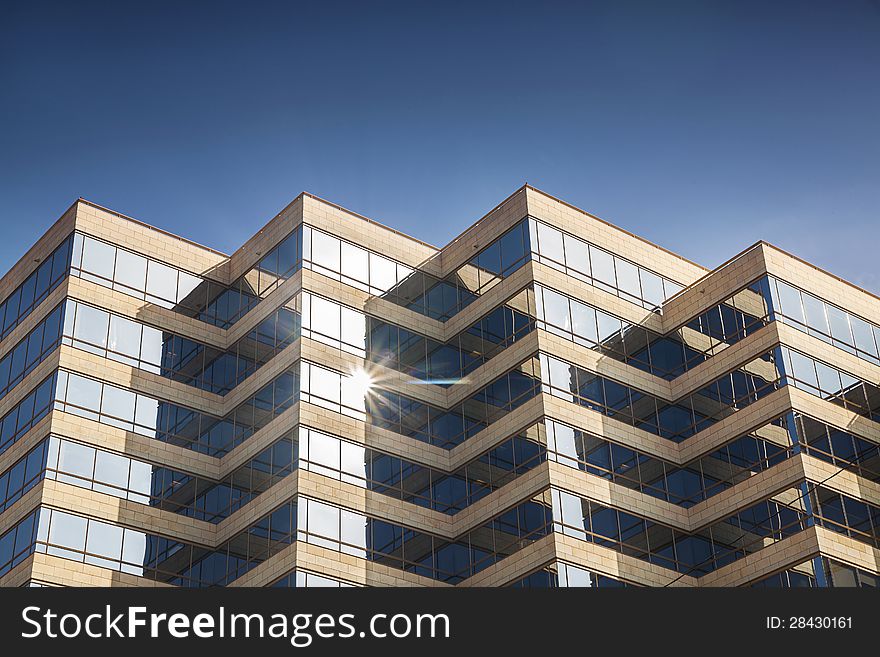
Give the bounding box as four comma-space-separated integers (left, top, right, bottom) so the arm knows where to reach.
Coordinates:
0, 189, 877, 588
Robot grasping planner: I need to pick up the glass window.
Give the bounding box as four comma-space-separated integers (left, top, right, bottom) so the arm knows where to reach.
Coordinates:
176, 271, 202, 303
553, 489, 587, 539
340, 372, 367, 413
541, 355, 574, 395
84, 520, 123, 568
815, 362, 842, 395
827, 560, 858, 587
541, 288, 571, 332
121, 528, 147, 572
134, 395, 159, 432
146, 261, 178, 304
640, 271, 665, 307
81, 237, 116, 281
308, 295, 340, 341
57, 441, 95, 481
311, 231, 340, 271
100, 385, 136, 423
560, 563, 593, 587
589, 246, 615, 287
65, 374, 102, 412
47, 511, 87, 557
562, 234, 590, 278
787, 350, 818, 389
52, 237, 73, 283
340, 508, 367, 555
547, 421, 579, 468
108, 315, 142, 360
306, 499, 339, 541
775, 280, 805, 325
615, 259, 641, 299
498, 223, 525, 274
370, 253, 398, 292
850, 317, 878, 357
308, 365, 341, 405
340, 307, 366, 353
73, 304, 109, 349
596, 311, 622, 342
340, 242, 369, 286
826, 306, 853, 346
139, 326, 163, 370
396, 263, 412, 285
570, 302, 598, 344
340, 441, 366, 482
663, 279, 684, 299
113, 249, 147, 292
801, 293, 829, 336
128, 460, 153, 501
94, 450, 131, 495
306, 430, 340, 472
536, 222, 564, 264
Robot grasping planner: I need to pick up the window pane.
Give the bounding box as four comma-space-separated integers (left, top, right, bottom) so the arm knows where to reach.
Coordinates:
65, 374, 102, 411
370, 253, 397, 292
562, 234, 590, 277
94, 450, 131, 490
543, 355, 574, 395
340, 508, 367, 553
589, 247, 615, 287
85, 520, 123, 564
815, 362, 841, 394
108, 315, 142, 359
146, 261, 178, 302
113, 249, 147, 292
121, 528, 147, 569
58, 441, 95, 479
536, 223, 564, 264
307, 430, 340, 470
139, 326, 164, 368
101, 385, 136, 421
787, 351, 818, 388
549, 422, 579, 462
134, 395, 159, 431
802, 294, 829, 335
81, 238, 116, 280
826, 306, 853, 346
340, 242, 369, 284
541, 288, 571, 331
615, 259, 641, 299
309, 295, 340, 341
850, 317, 878, 357
663, 279, 684, 299
340, 373, 367, 413
776, 280, 805, 325
48, 511, 87, 552
176, 271, 202, 303
311, 231, 340, 271
340, 441, 366, 481
73, 304, 109, 348
570, 302, 599, 344
128, 460, 153, 499
307, 499, 339, 540
308, 366, 341, 404
561, 563, 593, 587
340, 307, 366, 352
640, 271, 665, 307
596, 311, 622, 342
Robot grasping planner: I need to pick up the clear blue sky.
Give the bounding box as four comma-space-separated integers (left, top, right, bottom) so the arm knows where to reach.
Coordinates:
1, 0, 878, 292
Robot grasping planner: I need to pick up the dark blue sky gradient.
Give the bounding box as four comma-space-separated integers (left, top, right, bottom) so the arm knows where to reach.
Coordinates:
1, 1, 878, 292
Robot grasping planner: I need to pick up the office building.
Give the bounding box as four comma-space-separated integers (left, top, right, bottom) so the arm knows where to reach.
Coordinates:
0, 185, 878, 587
